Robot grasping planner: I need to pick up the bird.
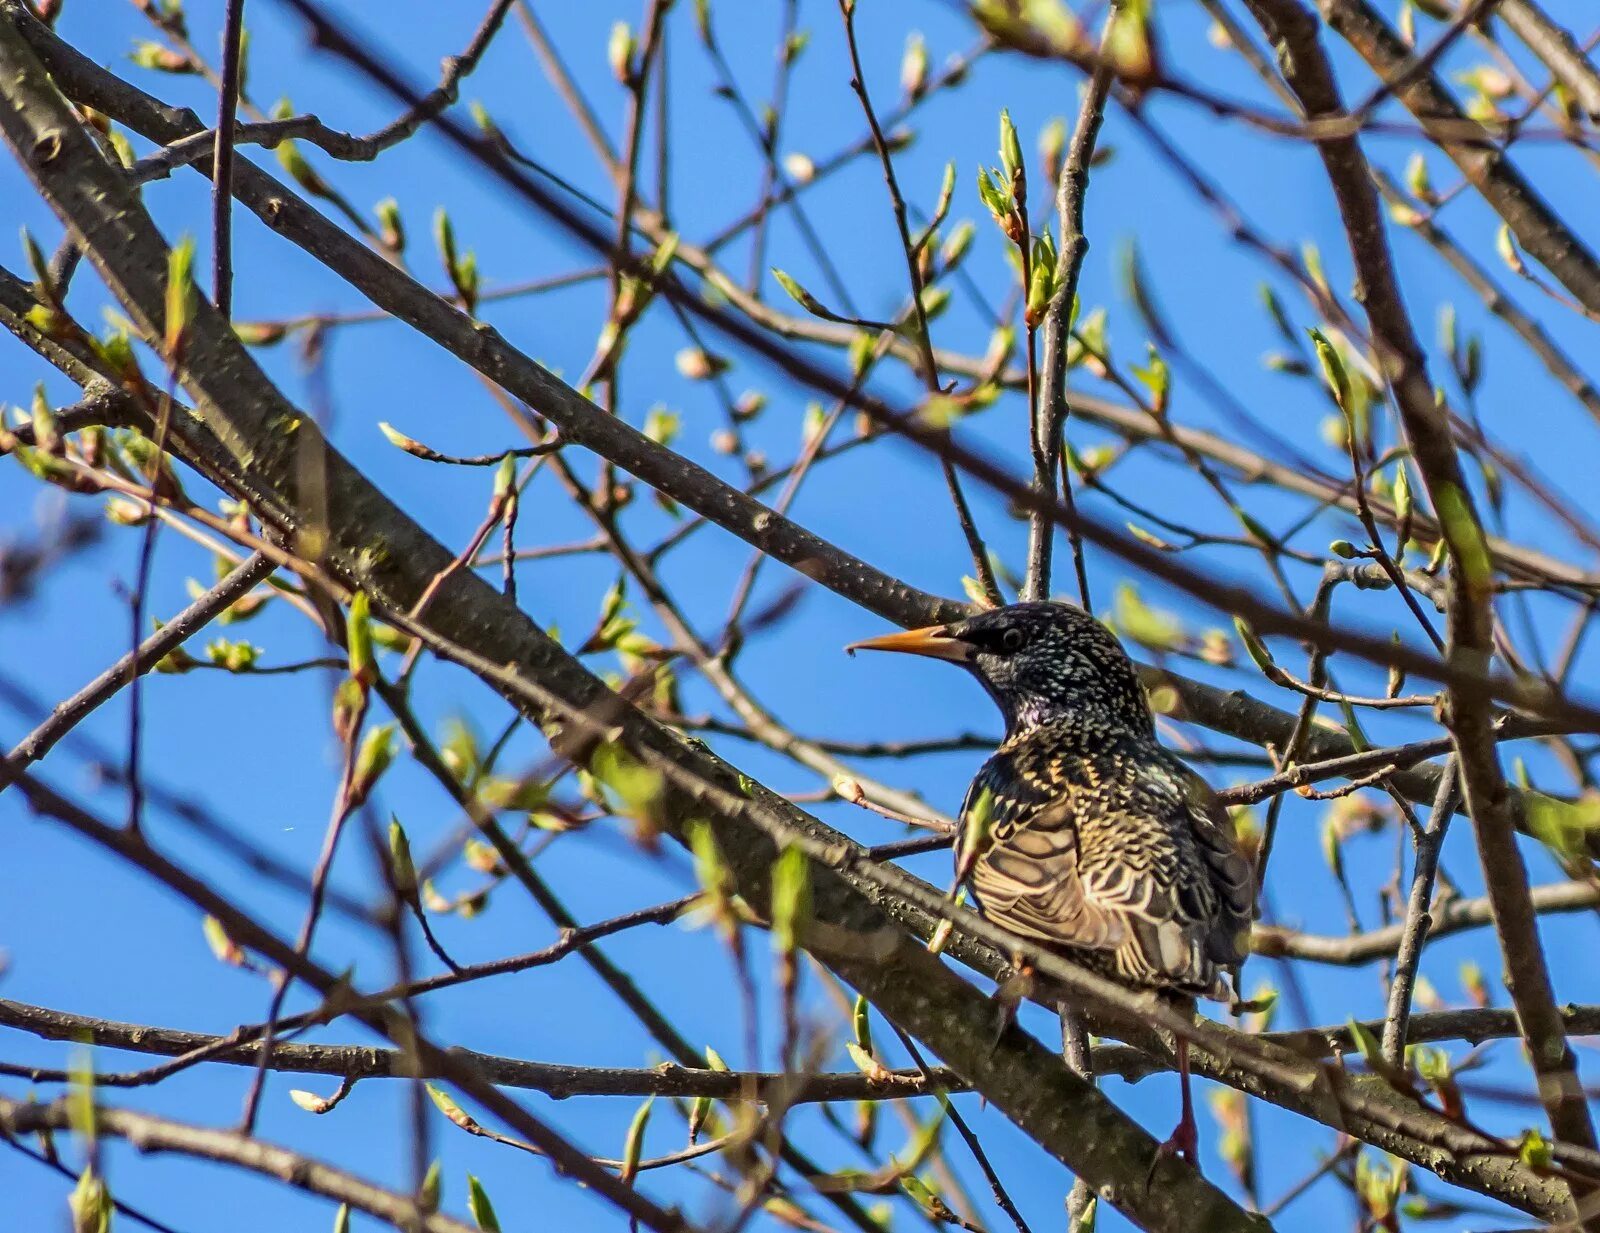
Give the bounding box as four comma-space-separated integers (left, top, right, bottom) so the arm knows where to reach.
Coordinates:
848, 600, 1254, 1163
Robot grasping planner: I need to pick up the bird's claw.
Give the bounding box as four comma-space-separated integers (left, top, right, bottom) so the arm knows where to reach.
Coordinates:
985, 963, 1035, 1054
1145, 1110, 1200, 1192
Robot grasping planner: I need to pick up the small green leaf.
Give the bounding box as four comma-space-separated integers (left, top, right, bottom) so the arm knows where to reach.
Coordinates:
1307, 327, 1350, 411
957, 786, 995, 879
68, 1049, 96, 1151
852, 994, 873, 1055
608, 20, 635, 83
1347, 1016, 1383, 1066
1496, 223, 1523, 274
69, 1166, 111, 1233
389, 817, 417, 896
769, 843, 811, 955
467, 1174, 501, 1233
1233, 617, 1275, 675
350, 723, 397, 805
772, 268, 828, 318
1523, 791, 1600, 862
900, 32, 928, 99
1432, 481, 1492, 595
375, 197, 405, 253
976, 166, 1009, 223
420, 1160, 443, 1212
346, 590, 374, 684
998, 108, 1023, 183
1518, 1127, 1551, 1168
620, 1096, 654, 1185
164, 233, 196, 353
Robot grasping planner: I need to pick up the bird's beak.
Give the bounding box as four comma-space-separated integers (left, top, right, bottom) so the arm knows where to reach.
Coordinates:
845, 624, 974, 663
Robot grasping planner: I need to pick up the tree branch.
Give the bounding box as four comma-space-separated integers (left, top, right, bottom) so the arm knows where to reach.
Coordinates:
7, 552, 274, 771
0, 1095, 479, 1233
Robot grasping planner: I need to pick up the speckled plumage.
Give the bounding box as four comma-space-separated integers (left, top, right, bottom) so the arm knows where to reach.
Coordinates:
963, 714, 1252, 999
856, 601, 1254, 1001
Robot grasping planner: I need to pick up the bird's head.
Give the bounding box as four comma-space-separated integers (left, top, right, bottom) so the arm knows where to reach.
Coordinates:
847, 601, 1152, 739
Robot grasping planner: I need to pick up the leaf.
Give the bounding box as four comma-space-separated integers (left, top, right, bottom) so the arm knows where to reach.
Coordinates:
203, 915, 245, 966
1110, 582, 1183, 653
350, 723, 397, 805
419, 1161, 443, 1212
1130, 343, 1169, 412
346, 590, 373, 684
957, 786, 995, 880
1523, 790, 1600, 862
1233, 617, 1275, 675
642, 405, 680, 447
900, 32, 928, 99
852, 994, 873, 1055
1496, 223, 1524, 275
772, 268, 829, 319
846, 1041, 889, 1081
1517, 1127, 1551, 1168
388, 817, 417, 897
960, 575, 994, 608
427, 1084, 480, 1133
998, 108, 1022, 182
1432, 480, 1492, 595
1346, 1016, 1383, 1066
769, 844, 811, 955
69, 1166, 111, 1233
1347, 1017, 1413, 1091
620, 1096, 654, 1185
290, 1088, 330, 1113
467, 1174, 501, 1233
164, 233, 195, 353
1307, 327, 1351, 411
976, 166, 1009, 223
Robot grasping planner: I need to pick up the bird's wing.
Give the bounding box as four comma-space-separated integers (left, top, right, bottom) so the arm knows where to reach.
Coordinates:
961, 771, 1126, 953
1182, 771, 1256, 968
963, 753, 1254, 989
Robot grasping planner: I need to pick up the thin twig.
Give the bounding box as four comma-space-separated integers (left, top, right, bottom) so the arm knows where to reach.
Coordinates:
1024, 19, 1114, 609
211, 0, 246, 316
6, 551, 275, 773
1382, 757, 1462, 1061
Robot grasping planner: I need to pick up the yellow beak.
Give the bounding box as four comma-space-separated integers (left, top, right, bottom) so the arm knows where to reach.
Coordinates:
845, 624, 974, 663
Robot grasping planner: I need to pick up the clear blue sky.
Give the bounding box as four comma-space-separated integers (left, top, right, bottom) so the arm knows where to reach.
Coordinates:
4, 1, 1600, 1230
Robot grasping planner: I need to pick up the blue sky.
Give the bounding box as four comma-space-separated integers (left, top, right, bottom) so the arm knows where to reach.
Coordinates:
5, 1, 1600, 1230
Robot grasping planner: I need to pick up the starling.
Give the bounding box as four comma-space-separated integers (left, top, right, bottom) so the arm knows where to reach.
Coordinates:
849, 601, 1254, 1162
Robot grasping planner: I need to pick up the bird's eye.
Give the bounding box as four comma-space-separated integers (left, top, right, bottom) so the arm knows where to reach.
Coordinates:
1000, 627, 1026, 652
